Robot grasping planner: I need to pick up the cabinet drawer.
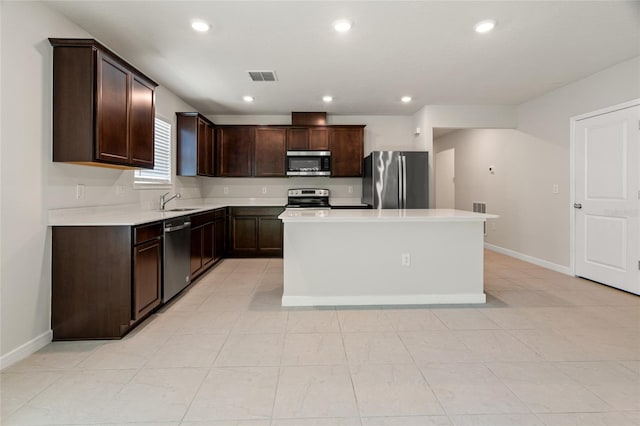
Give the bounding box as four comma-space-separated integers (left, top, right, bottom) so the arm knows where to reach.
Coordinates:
214, 208, 227, 220
191, 211, 216, 227
133, 222, 162, 245
230, 206, 284, 217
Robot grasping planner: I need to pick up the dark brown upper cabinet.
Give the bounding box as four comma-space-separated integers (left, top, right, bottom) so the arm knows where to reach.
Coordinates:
176, 112, 216, 176
49, 38, 157, 169
255, 127, 286, 177
216, 126, 254, 177
330, 126, 365, 177
286, 127, 329, 151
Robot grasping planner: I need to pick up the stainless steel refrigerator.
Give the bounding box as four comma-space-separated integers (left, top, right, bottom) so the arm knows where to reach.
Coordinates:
362, 151, 429, 209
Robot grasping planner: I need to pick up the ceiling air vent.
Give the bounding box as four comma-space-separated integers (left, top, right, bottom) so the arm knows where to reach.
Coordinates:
248, 70, 278, 82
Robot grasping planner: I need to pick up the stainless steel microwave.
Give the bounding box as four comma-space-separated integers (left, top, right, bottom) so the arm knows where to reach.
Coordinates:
286, 151, 331, 176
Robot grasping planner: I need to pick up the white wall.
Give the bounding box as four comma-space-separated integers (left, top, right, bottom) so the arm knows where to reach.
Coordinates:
412, 105, 518, 207
434, 129, 567, 268
0, 1, 197, 365
431, 57, 640, 270
201, 115, 414, 200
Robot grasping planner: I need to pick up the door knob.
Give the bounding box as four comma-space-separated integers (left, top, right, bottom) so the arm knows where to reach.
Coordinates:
573, 203, 582, 209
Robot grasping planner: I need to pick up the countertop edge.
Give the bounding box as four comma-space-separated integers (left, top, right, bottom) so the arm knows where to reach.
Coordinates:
279, 209, 499, 223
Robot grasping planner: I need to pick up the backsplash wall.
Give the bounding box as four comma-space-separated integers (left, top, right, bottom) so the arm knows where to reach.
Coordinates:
199, 177, 362, 201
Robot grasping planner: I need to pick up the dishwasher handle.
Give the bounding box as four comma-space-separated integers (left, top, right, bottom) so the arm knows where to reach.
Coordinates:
164, 221, 191, 233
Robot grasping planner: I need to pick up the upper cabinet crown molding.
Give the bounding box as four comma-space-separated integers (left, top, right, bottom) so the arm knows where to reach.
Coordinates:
49, 38, 158, 169
49, 38, 158, 87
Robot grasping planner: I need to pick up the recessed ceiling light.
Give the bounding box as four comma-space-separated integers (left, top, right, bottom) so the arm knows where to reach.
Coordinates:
191, 20, 210, 32
474, 19, 496, 34
401, 96, 412, 103
322, 95, 333, 103
333, 19, 352, 33
243, 96, 254, 102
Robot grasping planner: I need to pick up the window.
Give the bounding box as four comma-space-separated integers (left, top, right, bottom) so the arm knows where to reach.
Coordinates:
135, 117, 172, 186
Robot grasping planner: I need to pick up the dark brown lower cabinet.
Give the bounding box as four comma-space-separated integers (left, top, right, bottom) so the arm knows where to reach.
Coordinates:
190, 223, 203, 277
190, 208, 226, 281
52, 222, 162, 340
214, 217, 226, 262
133, 227, 162, 321
228, 207, 284, 257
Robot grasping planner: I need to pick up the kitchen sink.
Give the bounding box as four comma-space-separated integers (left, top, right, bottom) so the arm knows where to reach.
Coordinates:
163, 208, 198, 212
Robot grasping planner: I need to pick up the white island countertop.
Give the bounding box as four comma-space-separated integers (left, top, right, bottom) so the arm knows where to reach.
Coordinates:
279, 208, 498, 223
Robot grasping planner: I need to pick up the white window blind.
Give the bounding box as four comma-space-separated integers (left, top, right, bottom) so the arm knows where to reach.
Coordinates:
135, 117, 171, 185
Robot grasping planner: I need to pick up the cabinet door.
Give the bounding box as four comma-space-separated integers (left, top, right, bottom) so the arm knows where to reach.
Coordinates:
202, 221, 215, 268
255, 128, 286, 177
129, 76, 155, 168
96, 52, 130, 164
230, 216, 258, 257
133, 238, 162, 321
197, 119, 215, 176
309, 127, 329, 150
286, 128, 309, 150
257, 216, 283, 257
214, 218, 226, 262
190, 226, 203, 277
217, 127, 254, 176
330, 127, 364, 177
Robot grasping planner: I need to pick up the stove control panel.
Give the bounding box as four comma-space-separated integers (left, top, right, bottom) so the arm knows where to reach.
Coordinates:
287, 188, 329, 197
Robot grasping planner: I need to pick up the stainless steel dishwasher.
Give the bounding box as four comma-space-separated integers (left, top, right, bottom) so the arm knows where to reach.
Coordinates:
163, 216, 191, 302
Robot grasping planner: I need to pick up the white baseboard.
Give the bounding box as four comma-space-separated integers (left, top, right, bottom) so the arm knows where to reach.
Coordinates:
484, 243, 572, 275
282, 293, 486, 307
0, 330, 52, 370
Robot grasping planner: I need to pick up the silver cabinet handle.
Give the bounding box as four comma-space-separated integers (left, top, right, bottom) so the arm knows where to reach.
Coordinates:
573, 203, 582, 209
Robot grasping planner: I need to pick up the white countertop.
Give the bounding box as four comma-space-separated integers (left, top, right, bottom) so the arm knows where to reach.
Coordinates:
279, 208, 498, 223
49, 198, 287, 226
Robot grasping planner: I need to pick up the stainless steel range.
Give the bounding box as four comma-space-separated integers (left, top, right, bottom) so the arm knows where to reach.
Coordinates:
285, 188, 331, 209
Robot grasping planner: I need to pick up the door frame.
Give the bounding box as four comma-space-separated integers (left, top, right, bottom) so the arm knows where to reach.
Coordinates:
435, 147, 456, 209
569, 98, 640, 276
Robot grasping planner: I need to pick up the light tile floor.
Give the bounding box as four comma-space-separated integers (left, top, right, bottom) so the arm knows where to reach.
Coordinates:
2, 251, 639, 425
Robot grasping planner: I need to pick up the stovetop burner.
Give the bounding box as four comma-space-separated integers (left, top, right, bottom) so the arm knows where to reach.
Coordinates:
285, 188, 331, 209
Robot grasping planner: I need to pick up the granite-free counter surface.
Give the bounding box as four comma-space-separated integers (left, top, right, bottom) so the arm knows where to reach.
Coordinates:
279, 208, 498, 223
48, 198, 288, 226
48, 197, 367, 226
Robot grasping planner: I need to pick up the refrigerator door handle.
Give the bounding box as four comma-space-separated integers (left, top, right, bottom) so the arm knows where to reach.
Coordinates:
397, 155, 403, 208
401, 155, 407, 209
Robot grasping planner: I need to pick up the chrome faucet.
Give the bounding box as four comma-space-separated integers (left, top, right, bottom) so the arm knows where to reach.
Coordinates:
160, 192, 181, 210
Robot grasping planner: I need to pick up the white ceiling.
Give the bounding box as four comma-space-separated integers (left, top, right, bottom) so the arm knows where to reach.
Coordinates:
45, 1, 640, 116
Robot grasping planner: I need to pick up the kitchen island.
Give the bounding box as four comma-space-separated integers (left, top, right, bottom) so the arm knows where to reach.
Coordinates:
278, 209, 497, 306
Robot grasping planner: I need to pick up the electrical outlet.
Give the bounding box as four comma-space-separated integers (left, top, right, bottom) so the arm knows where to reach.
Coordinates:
116, 185, 126, 196
552, 184, 559, 194
401, 253, 411, 266
76, 184, 85, 200
348, 186, 353, 194
262, 187, 267, 194
223, 187, 229, 195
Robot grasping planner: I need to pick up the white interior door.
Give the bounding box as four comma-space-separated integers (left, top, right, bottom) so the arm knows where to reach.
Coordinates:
574, 104, 640, 295
435, 148, 455, 209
